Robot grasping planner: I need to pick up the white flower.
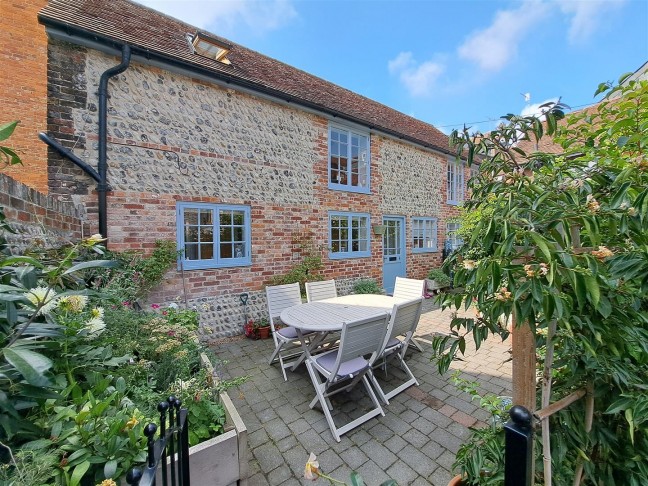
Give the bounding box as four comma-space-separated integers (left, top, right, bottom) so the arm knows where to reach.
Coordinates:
167, 302, 179, 309
86, 234, 106, 244
463, 260, 477, 270
304, 453, 320, 481
25, 286, 59, 315
85, 316, 106, 338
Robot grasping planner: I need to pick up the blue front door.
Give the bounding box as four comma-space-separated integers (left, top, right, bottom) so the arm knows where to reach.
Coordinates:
382, 216, 406, 295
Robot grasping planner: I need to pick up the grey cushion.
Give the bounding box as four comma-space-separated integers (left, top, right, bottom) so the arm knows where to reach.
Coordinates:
316, 351, 368, 379
384, 337, 402, 350
278, 326, 313, 339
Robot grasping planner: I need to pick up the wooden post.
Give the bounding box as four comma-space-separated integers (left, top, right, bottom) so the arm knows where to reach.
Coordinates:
511, 311, 536, 412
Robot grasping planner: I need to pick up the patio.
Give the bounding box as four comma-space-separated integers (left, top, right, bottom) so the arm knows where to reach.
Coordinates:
210, 299, 512, 486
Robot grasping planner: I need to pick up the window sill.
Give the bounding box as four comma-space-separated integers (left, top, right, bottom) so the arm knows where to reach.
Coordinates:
328, 252, 371, 260
328, 183, 371, 195
179, 260, 251, 271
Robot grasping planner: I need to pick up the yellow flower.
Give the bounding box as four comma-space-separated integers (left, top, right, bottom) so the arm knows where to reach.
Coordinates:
495, 287, 512, 302
58, 295, 88, 313
125, 415, 139, 430
524, 264, 536, 277
586, 194, 600, 213
304, 453, 320, 481
97, 480, 117, 486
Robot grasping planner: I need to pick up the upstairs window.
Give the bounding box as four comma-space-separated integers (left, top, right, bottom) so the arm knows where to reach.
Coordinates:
177, 202, 251, 269
412, 217, 438, 253
329, 212, 370, 259
329, 125, 370, 193
447, 159, 465, 205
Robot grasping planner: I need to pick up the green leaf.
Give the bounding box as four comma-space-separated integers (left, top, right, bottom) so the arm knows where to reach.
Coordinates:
70, 461, 90, 486
625, 408, 635, 445
104, 459, 118, 479
350, 471, 365, 486
528, 232, 552, 261
583, 274, 600, 307
3, 348, 52, 386
0, 121, 18, 142
63, 259, 118, 275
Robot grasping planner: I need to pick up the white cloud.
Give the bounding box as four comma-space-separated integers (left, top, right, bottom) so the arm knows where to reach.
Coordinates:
557, 0, 626, 44
457, 1, 551, 72
387, 52, 445, 97
521, 97, 560, 117
135, 0, 297, 34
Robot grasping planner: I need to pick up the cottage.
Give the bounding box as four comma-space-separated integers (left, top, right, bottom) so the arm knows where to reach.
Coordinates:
5, 0, 468, 337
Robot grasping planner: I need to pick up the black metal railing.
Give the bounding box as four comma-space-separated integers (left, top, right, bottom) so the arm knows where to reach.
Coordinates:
126, 396, 190, 486
504, 405, 533, 486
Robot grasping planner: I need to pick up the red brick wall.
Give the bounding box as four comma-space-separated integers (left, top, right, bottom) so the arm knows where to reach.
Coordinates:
0, 0, 49, 192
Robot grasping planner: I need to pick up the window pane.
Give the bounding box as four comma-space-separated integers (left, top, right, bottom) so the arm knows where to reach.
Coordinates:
233, 243, 245, 258
185, 243, 199, 260
233, 211, 244, 225
200, 227, 213, 242
200, 243, 213, 259
220, 242, 232, 258
184, 226, 198, 243
184, 209, 198, 225
233, 227, 244, 242
221, 226, 232, 242
199, 210, 212, 225
220, 211, 232, 225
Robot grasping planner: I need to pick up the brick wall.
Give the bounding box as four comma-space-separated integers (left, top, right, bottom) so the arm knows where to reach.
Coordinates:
0, 0, 49, 192
46, 43, 468, 338
0, 173, 83, 252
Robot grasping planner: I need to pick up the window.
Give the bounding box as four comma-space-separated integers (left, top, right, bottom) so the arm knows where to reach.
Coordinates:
329, 125, 370, 193
329, 212, 370, 259
447, 159, 465, 205
445, 222, 463, 251
412, 217, 438, 253
191, 32, 231, 64
177, 202, 251, 269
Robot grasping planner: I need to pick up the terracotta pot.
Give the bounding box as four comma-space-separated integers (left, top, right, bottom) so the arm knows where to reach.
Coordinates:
447, 475, 466, 486
257, 326, 271, 339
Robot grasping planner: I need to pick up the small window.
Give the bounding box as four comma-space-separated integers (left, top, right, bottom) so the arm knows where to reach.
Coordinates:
412, 217, 438, 253
446, 222, 463, 251
329, 212, 370, 259
177, 202, 251, 269
329, 125, 370, 193
447, 159, 465, 205
191, 32, 231, 65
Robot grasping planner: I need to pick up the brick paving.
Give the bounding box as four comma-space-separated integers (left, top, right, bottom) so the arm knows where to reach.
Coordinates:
210, 299, 512, 486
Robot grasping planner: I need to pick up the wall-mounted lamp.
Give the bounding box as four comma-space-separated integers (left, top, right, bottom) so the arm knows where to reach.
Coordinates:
372, 224, 386, 236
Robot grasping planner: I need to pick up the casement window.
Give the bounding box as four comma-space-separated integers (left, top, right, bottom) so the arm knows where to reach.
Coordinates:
329, 125, 370, 193
329, 212, 370, 259
412, 217, 438, 253
447, 159, 465, 205
177, 202, 251, 269
445, 222, 463, 251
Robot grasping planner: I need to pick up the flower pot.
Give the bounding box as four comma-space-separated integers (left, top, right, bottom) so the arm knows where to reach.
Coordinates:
257, 326, 270, 339
447, 475, 466, 486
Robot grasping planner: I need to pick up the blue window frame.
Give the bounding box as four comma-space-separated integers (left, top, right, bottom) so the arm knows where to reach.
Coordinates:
177, 202, 251, 269
446, 222, 463, 251
329, 212, 370, 259
329, 124, 370, 194
412, 217, 438, 253
447, 158, 465, 205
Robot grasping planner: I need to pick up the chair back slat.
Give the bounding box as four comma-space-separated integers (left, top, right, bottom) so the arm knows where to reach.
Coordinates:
266, 283, 302, 329
383, 298, 423, 353
306, 280, 337, 302
392, 277, 425, 300
332, 313, 390, 378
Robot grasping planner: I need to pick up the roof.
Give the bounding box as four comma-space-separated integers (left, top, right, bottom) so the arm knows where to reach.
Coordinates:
38, 0, 452, 156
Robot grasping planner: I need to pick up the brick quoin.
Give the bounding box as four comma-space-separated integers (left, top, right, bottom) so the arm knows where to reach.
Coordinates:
0, 0, 49, 192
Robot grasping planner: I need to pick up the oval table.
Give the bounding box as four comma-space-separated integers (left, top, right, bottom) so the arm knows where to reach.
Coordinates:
280, 294, 410, 369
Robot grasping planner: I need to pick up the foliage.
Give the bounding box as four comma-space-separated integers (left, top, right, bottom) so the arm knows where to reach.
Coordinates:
352, 278, 382, 294
0, 448, 59, 485
432, 75, 648, 484
90, 240, 179, 303
0, 121, 22, 168
268, 234, 324, 294
451, 373, 511, 485
427, 268, 452, 287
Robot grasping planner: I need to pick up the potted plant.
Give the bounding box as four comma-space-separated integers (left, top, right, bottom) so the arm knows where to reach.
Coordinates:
244, 318, 271, 339
426, 268, 452, 292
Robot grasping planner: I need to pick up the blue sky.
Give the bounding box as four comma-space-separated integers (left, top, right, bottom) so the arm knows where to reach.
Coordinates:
137, 0, 648, 134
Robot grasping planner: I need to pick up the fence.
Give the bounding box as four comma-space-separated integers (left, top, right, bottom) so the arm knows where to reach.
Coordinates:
126, 396, 190, 486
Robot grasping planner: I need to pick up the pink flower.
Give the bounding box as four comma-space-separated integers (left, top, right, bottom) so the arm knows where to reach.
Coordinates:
151, 303, 161, 309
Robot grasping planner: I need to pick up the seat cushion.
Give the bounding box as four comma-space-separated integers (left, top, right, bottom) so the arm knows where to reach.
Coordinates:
316, 352, 368, 379
384, 337, 402, 350
277, 326, 313, 339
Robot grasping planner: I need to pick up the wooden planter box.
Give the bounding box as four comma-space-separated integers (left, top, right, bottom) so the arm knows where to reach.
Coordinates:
425, 278, 450, 293
157, 356, 249, 486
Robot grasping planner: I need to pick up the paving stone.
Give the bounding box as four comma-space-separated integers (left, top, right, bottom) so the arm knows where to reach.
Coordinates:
367, 422, 395, 442
421, 439, 445, 460
411, 416, 436, 435
287, 417, 311, 435
263, 417, 292, 441
253, 442, 284, 474
317, 448, 344, 475
435, 449, 457, 470
384, 434, 408, 454
355, 460, 392, 485
276, 434, 298, 453
400, 444, 438, 477
432, 428, 465, 454
267, 464, 293, 485
296, 428, 330, 455
402, 428, 430, 448
360, 439, 398, 469
349, 428, 372, 446
385, 459, 419, 485
428, 465, 453, 486
339, 446, 369, 470
248, 428, 270, 448
281, 442, 310, 476
247, 472, 270, 486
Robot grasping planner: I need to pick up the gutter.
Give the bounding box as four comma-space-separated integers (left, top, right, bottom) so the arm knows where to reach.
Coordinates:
39, 18, 455, 158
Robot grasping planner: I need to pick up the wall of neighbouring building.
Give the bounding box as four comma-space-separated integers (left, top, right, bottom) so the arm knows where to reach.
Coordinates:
46, 40, 464, 338
0, 173, 84, 253
0, 0, 49, 192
